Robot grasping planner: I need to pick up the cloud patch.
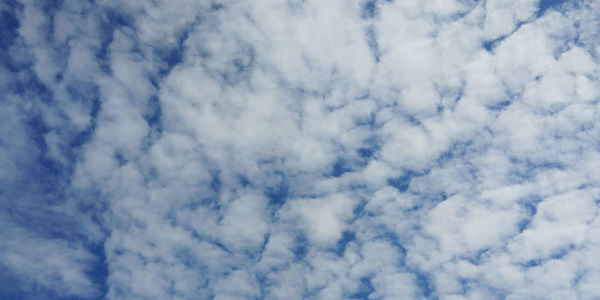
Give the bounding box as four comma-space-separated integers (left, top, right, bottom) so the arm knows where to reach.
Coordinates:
2, 0, 600, 299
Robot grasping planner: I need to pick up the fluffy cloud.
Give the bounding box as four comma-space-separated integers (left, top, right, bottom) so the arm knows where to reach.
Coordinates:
1, 0, 600, 299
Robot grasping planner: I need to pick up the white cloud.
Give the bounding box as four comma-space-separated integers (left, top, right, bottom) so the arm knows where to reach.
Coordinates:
3, 0, 600, 298
282, 194, 356, 247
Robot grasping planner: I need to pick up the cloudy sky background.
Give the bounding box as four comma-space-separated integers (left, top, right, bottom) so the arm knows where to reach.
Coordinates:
1, 0, 600, 299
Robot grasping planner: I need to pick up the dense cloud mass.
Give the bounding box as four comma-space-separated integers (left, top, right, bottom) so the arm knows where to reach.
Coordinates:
1, 0, 600, 299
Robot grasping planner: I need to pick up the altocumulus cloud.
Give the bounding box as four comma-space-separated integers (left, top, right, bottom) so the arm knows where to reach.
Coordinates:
1, 0, 600, 299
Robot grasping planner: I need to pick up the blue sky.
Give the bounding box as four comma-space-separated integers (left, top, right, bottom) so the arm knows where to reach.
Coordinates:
1, 0, 600, 299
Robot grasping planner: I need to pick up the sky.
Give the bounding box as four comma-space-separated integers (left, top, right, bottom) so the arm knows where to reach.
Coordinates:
1, 0, 600, 299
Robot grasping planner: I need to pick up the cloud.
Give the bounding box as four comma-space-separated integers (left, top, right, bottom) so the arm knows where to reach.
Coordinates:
2, 0, 600, 299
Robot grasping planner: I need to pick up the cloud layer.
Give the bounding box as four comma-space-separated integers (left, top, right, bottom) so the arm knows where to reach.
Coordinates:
1, 0, 600, 299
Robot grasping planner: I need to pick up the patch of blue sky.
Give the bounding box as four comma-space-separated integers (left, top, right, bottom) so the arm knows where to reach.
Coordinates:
482, 23, 526, 53
332, 230, 356, 256
461, 248, 492, 265
155, 28, 191, 77
348, 276, 375, 299
264, 173, 289, 209
331, 157, 353, 177
364, 26, 381, 63
412, 269, 435, 299
293, 233, 309, 261
538, 0, 572, 17
361, 0, 377, 19
66, 84, 102, 151
0, 10, 19, 52
85, 243, 109, 299
387, 170, 416, 192
379, 230, 407, 256
141, 95, 163, 151
96, 8, 135, 73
